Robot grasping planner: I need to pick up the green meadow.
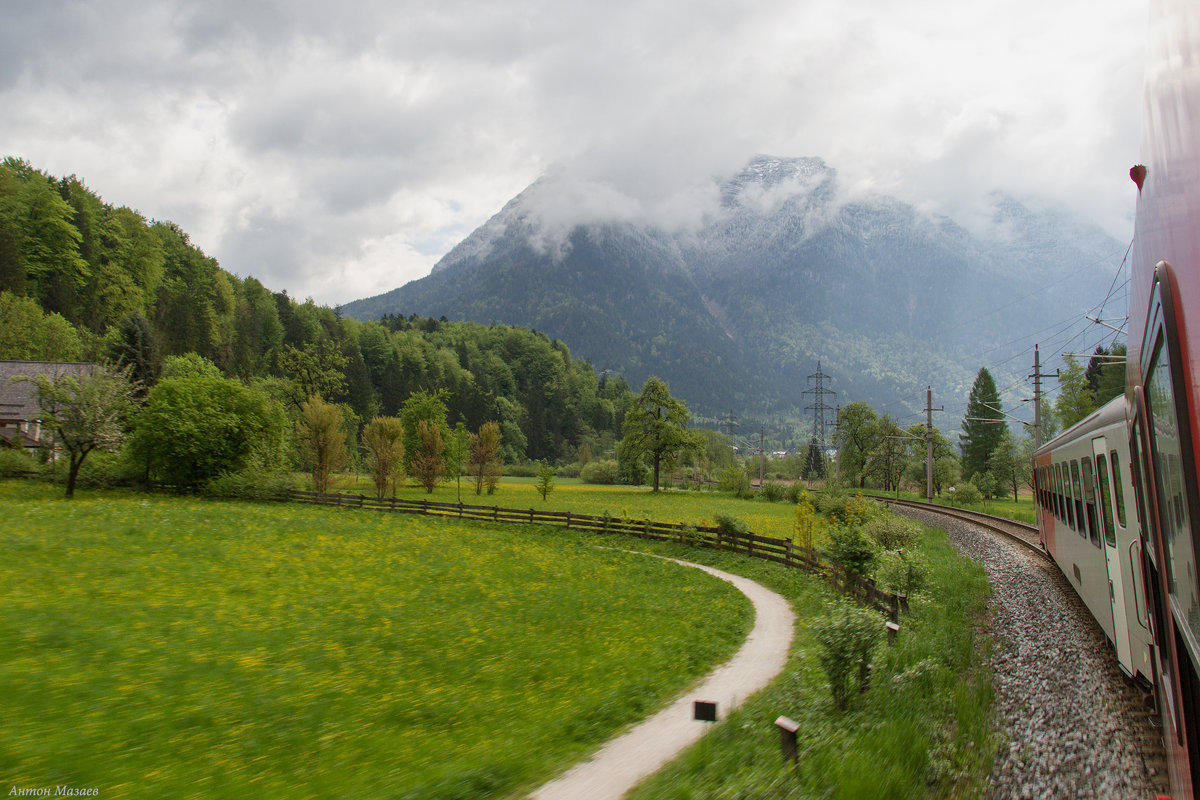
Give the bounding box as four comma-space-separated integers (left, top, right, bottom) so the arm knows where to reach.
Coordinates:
0, 482, 753, 799
329, 473, 808, 540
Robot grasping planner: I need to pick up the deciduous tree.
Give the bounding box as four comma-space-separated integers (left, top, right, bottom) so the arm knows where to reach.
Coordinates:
1055, 355, 1095, 431
298, 394, 350, 493
620, 376, 702, 492
22, 364, 134, 498
130, 373, 281, 490
410, 419, 445, 493
361, 415, 405, 499
469, 421, 503, 496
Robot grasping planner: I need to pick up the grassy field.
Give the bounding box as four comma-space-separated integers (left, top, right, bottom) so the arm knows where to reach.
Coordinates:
328, 473, 809, 540
282, 473, 1000, 796
620, 520, 995, 799
0, 482, 753, 799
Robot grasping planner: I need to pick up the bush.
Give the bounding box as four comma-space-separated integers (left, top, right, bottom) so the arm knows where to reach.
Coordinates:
718, 465, 752, 498
580, 459, 620, 484
816, 486, 876, 525
0, 447, 39, 478
784, 482, 807, 504
812, 602, 884, 709
713, 514, 750, 536
877, 549, 931, 597
864, 515, 923, 551
825, 523, 878, 578
74, 450, 143, 489
506, 463, 541, 478
793, 495, 828, 551
759, 481, 786, 502
202, 470, 297, 502
952, 482, 982, 506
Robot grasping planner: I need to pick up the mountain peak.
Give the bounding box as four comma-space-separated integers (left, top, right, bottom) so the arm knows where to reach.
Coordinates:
345, 155, 1120, 421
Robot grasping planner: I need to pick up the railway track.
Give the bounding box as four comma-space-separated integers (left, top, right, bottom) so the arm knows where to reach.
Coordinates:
878, 497, 1045, 557
886, 500, 1170, 797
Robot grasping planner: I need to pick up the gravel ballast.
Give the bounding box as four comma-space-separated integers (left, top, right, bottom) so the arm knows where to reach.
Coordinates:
895, 507, 1169, 799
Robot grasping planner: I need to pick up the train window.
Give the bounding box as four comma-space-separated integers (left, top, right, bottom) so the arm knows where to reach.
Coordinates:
1081, 457, 1101, 547
1060, 465, 1070, 522
1060, 462, 1070, 525
1146, 336, 1199, 649
1071, 460, 1086, 537
1110, 450, 1128, 528
1095, 454, 1117, 547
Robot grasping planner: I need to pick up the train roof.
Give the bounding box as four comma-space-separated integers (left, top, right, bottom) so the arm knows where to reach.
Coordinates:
1034, 395, 1128, 459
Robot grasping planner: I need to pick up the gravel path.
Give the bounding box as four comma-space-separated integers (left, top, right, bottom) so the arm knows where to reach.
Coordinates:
895, 508, 1168, 799
527, 555, 794, 800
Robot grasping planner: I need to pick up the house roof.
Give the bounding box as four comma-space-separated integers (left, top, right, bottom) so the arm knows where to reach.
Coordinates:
0, 361, 96, 422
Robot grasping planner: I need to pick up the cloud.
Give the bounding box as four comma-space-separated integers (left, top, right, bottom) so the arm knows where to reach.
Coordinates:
0, 0, 1147, 305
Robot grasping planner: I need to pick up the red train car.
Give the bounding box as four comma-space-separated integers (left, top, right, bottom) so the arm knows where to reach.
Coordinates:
1128, 0, 1200, 795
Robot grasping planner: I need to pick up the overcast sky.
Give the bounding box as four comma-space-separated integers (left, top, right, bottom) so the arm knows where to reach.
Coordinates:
1, 0, 1147, 306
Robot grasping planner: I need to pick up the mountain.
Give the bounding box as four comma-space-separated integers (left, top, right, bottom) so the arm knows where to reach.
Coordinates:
343, 156, 1122, 442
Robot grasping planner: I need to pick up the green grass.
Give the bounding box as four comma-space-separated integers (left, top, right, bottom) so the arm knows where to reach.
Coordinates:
616, 522, 996, 799
329, 473, 806, 540
865, 487, 1037, 525
0, 481, 753, 799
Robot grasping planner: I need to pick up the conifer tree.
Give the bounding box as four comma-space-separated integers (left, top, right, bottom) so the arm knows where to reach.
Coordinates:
961, 367, 1006, 481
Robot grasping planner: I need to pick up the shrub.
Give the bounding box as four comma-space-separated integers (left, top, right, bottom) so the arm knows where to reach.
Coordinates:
793, 495, 828, 550
817, 486, 876, 525
877, 549, 931, 597
717, 465, 752, 498
202, 471, 296, 502
784, 482, 806, 504
506, 463, 540, 478
759, 481, 786, 502
864, 515, 923, 551
580, 459, 620, 484
713, 514, 750, 536
812, 602, 884, 709
825, 523, 878, 578
952, 482, 982, 506
71, 450, 142, 489
0, 448, 39, 478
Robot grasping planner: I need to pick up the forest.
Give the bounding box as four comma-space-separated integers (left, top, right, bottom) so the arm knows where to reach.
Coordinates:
0, 157, 636, 474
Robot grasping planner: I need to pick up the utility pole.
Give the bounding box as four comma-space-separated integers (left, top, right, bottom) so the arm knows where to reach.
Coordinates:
759, 425, 766, 487
723, 409, 739, 437
834, 405, 842, 483
803, 361, 837, 446
926, 387, 943, 500
1029, 344, 1059, 450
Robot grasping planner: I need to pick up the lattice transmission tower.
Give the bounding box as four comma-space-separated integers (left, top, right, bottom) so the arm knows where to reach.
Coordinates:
802, 362, 836, 447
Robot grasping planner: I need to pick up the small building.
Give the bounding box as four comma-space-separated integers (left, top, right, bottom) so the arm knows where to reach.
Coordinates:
0, 361, 96, 454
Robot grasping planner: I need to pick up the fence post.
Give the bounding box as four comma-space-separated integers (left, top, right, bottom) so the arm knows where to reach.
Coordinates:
889, 594, 900, 623
565, 512, 571, 530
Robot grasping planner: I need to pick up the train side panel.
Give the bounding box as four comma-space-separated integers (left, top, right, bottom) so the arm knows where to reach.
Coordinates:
1129, 0, 1200, 794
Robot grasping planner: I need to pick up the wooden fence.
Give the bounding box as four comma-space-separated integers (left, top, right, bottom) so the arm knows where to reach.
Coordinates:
285, 489, 906, 621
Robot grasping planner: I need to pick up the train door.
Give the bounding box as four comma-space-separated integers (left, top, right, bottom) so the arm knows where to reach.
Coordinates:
1094, 436, 1134, 674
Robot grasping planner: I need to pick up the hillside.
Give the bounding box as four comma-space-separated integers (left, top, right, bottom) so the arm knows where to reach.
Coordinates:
346, 156, 1122, 434
0, 156, 635, 465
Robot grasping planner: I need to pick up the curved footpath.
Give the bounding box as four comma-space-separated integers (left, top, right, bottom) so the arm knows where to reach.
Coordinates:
528, 555, 795, 800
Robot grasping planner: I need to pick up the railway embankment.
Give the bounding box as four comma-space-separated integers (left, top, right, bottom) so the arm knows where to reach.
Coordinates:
894, 506, 1169, 798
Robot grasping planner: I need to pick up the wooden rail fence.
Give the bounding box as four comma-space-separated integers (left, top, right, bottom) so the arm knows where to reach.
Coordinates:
285, 489, 907, 621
